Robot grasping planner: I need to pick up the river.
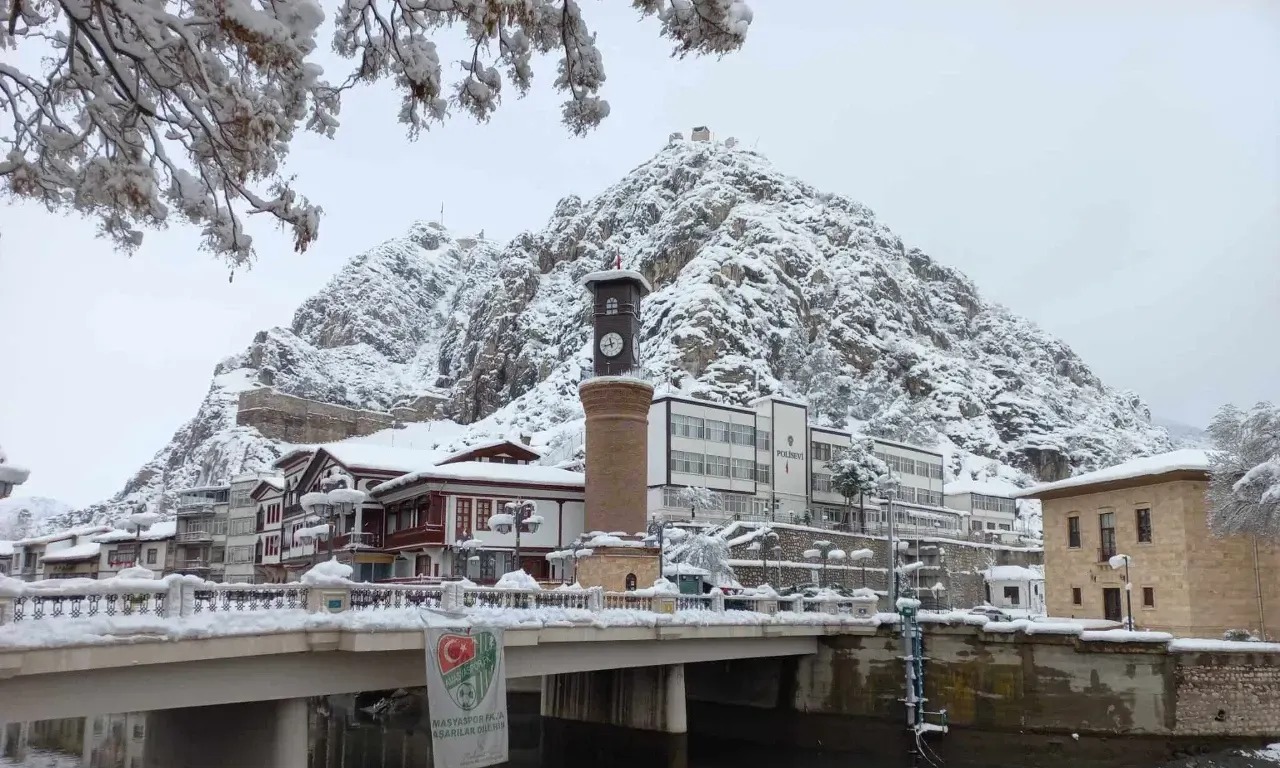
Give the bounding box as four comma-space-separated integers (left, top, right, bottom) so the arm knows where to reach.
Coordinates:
2, 692, 1275, 768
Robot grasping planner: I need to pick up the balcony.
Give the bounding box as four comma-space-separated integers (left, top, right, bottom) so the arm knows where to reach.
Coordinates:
176, 503, 217, 517
384, 525, 446, 551
333, 530, 383, 550
177, 559, 211, 572
176, 529, 214, 543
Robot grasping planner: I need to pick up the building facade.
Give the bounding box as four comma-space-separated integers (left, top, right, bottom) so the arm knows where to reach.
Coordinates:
944, 480, 1019, 534
173, 485, 230, 580
646, 393, 959, 535
94, 521, 176, 578
1021, 449, 1280, 638
225, 475, 270, 583
9, 526, 112, 581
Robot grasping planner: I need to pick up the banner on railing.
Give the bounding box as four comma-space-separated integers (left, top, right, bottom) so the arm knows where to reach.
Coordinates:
425, 626, 508, 768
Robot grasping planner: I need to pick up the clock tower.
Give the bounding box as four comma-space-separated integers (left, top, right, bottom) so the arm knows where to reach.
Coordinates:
579, 266, 654, 539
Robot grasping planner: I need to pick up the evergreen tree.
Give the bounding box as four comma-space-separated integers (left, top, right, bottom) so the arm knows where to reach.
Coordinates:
1207, 402, 1280, 536
676, 484, 723, 520
829, 437, 890, 532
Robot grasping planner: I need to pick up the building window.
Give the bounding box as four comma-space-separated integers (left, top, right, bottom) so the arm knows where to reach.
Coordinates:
722, 493, 753, 516
997, 524, 1011, 531
811, 473, 833, 493
1071, 587, 1082, 606
811, 441, 833, 462
1098, 512, 1116, 560
662, 487, 684, 508
755, 429, 771, 450
755, 463, 771, 485
705, 420, 731, 443
706, 455, 731, 478
670, 450, 704, 474
476, 499, 493, 531
1003, 586, 1020, 606
145, 548, 157, 565
605, 297, 618, 315
671, 415, 705, 439
730, 458, 755, 480
1067, 516, 1081, 548
729, 423, 755, 446
1142, 587, 1155, 608
229, 518, 256, 536
456, 498, 473, 539
1135, 508, 1152, 543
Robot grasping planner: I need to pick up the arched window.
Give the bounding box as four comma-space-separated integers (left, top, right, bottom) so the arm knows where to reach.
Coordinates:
605, 297, 618, 315
625, 573, 638, 591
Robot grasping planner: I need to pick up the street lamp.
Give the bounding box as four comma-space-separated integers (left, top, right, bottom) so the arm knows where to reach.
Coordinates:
547, 535, 589, 584
453, 535, 483, 580
300, 491, 334, 561
0, 446, 30, 501
804, 540, 847, 589
880, 478, 901, 608
489, 500, 542, 574
747, 528, 781, 587
1109, 553, 1135, 630
118, 506, 163, 568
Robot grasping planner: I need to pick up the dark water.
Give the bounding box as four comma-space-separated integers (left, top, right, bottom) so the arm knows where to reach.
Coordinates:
1, 694, 1272, 768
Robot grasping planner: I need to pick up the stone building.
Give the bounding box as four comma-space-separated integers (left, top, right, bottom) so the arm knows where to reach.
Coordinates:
1018, 449, 1280, 638
236, 387, 447, 444
720, 521, 1042, 608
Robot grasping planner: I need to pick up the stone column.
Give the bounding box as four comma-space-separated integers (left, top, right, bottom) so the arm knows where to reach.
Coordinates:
578, 378, 654, 534
144, 698, 309, 768
541, 664, 687, 768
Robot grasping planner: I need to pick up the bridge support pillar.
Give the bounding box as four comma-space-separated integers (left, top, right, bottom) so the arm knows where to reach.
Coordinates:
540, 664, 687, 767
144, 697, 308, 768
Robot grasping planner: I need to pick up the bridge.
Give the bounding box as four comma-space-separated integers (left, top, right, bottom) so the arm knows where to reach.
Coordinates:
0, 575, 879, 768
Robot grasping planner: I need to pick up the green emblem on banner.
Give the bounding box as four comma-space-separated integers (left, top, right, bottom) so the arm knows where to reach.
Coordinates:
435, 631, 500, 712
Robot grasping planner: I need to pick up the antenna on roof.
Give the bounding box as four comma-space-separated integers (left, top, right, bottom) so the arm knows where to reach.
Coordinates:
439, 202, 445, 227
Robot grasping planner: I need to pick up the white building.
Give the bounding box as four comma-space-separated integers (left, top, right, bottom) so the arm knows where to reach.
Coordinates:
226, 474, 275, 583
9, 525, 112, 581
983, 564, 1046, 614
944, 479, 1018, 534
173, 484, 230, 580
646, 393, 962, 535
94, 521, 176, 578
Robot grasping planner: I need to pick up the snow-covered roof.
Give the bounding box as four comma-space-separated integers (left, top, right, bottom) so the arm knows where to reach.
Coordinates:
438, 439, 541, 464
317, 443, 449, 473
749, 394, 808, 409
663, 564, 711, 577
372, 461, 585, 496
15, 525, 113, 548
944, 477, 1020, 497
0, 541, 13, 556
580, 269, 653, 294
0, 464, 30, 486
983, 565, 1044, 582
256, 477, 285, 491
41, 542, 102, 563
1016, 449, 1211, 499
93, 521, 178, 543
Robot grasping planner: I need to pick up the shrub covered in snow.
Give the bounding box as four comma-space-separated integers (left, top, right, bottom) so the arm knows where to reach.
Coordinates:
301, 558, 354, 586
494, 570, 542, 591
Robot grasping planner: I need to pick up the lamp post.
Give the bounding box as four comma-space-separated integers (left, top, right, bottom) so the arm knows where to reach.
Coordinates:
119, 507, 162, 569
1110, 553, 1135, 630
881, 479, 901, 609
300, 491, 334, 561
747, 528, 780, 587
804, 540, 847, 589
490, 500, 541, 575
0, 446, 29, 501
454, 534, 483, 580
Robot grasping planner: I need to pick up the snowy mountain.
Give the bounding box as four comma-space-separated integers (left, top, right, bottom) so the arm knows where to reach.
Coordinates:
0, 496, 75, 540
50, 137, 1172, 532
1153, 416, 1211, 450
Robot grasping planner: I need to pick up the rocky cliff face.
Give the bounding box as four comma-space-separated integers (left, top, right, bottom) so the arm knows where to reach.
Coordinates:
50, 138, 1171, 532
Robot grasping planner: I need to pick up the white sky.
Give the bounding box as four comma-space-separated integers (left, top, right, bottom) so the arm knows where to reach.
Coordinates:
1, 0, 1277, 506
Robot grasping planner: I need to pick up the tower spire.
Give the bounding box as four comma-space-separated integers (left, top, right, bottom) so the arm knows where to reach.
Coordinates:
615, 251, 621, 270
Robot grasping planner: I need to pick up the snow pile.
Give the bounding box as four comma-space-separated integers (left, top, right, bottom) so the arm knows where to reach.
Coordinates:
115, 566, 159, 580
300, 558, 354, 586
983, 565, 1044, 581
494, 570, 542, 590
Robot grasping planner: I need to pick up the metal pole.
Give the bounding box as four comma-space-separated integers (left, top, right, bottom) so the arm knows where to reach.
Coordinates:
887, 491, 898, 610
513, 504, 523, 573
327, 504, 335, 561
1124, 559, 1134, 630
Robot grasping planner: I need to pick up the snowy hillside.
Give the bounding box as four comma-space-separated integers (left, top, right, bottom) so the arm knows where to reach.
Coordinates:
1153, 416, 1211, 450
0, 496, 75, 540
49, 138, 1172, 532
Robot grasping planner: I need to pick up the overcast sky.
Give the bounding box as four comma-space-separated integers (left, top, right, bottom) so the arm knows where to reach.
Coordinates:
1, 0, 1276, 506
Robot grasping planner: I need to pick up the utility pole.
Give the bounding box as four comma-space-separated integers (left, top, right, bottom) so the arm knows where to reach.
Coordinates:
886, 487, 898, 610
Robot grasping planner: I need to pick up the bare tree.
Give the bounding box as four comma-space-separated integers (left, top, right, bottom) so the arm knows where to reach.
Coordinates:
1, 0, 752, 264
1206, 402, 1280, 536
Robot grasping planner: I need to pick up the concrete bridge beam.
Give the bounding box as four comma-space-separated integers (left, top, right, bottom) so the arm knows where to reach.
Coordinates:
143, 698, 308, 768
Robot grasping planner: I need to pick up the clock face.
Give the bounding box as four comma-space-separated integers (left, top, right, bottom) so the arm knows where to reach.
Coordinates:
599, 332, 625, 358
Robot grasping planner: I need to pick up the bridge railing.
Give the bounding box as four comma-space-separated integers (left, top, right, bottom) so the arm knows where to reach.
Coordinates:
0, 575, 879, 626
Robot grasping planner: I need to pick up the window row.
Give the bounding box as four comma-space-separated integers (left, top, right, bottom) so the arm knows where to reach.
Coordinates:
670, 415, 763, 448
1066, 507, 1152, 554
972, 493, 1016, 515
874, 452, 945, 480
1070, 586, 1156, 609
670, 450, 771, 483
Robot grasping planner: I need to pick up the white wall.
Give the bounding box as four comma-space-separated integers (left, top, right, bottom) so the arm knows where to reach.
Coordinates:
769, 400, 809, 505
987, 578, 1046, 614
447, 493, 587, 549
647, 400, 668, 487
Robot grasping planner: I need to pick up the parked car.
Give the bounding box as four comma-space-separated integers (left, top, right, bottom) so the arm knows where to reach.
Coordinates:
968, 605, 1014, 622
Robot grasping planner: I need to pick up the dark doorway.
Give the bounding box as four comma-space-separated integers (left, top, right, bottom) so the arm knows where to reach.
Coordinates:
1102, 587, 1123, 623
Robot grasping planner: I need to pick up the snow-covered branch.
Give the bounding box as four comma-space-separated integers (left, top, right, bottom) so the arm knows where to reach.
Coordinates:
1, 0, 751, 264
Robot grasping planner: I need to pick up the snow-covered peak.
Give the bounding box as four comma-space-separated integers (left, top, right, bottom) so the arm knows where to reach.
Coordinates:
56, 139, 1176, 532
